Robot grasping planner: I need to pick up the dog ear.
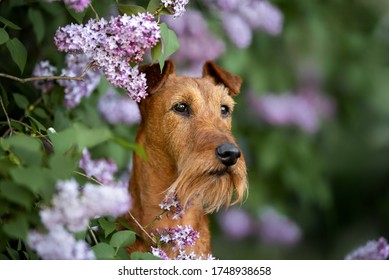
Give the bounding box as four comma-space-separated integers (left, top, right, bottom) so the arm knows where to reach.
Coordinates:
139, 60, 175, 94
202, 61, 242, 96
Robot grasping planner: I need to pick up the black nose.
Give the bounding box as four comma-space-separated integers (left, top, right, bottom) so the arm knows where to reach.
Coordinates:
216, 143, 241, 166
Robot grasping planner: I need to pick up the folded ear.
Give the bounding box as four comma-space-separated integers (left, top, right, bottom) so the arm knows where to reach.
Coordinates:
139, 60, 175, 94
202, 61, 242, 96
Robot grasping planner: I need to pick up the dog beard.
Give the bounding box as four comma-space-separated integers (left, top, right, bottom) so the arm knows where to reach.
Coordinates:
168, 153, 247, 214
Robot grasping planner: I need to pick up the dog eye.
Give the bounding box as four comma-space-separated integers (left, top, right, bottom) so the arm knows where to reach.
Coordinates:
221, 105, 230, 117
172, 102, 190, 116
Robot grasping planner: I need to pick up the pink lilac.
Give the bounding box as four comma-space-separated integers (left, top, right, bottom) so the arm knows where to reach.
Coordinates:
79, 148, 118, 185
57, 54, 101, 109
248, 88, 334, 134
345, 237, 389, 260
257, 207, 302, 246
163, 10, 225, 75
32, 60, 57, 93
151, 247, 170, 260
54, 13, 160, 101
156, 225, 199, 250
159, 192, 185, 220
218, 207, 253, 239
45, 0, 90, 13
161, 0, 190, 18
98, 88, 141, 126
28, 225, 95, 260
221, 12, 252, 49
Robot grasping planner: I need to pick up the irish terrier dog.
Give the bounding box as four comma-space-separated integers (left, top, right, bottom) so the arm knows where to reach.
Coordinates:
122, 60, 247, 258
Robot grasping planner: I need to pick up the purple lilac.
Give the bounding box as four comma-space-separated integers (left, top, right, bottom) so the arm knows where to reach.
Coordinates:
221, 12, 252, 49
161, 0, 190, 18
159, 192, 185, 220
98, 88, 141, 126
79, 148, 118, 186
157, 225, 199, 250
45, 0, 90, 13
218, 207, 253, 239
32, 60, 57, 93
247, 88, 334, 134
345, 237, 389, 260
257, 207, 302, 246
58, 54, 101, 109
28, 225, 95, 260
54, 13, 160, 101
163, 10, 225, 76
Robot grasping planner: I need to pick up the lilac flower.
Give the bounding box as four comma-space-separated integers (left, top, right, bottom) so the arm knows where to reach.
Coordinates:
221, 12, 252, 49
163, 10, 225, 76
247, 88, 335, 134
345, 237, 389, 260
159, 192, 185, 220
54, 13, 160, 101
157, 225, 200, 250
45, 0, 90, 12
32, 60, 57, 93
58, 54, 101, 109
161, 0, 190, 18
205, 0, 241, 12
151, 247, 170, 260
79, 148, 118, 186
257, 207, 302, 246
98, 88, 141, 126
28, 225, 95, 260
218, 207, 253, 239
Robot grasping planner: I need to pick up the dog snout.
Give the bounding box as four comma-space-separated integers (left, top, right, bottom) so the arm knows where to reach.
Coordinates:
216, 143, 241, 166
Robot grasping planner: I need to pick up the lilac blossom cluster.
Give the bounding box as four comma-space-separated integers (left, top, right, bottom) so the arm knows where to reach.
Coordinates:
151, 225, 215, 260
28, 179, 132, 259
159, 192, 185, 220
345, 237, 389, 260
161, 0, 190, 18
203, 0, 283, 48
54, 13, 161, 101
218, 206, 302, 246
58, 54, 101, 109
46, 0, 90, 12
98, 88, 141, 126
32, 60, 57, 93
163, 10, 225, 76
247, 88, 335, 134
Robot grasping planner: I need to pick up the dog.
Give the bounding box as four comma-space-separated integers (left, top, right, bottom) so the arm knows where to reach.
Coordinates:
122, 60, 247, 258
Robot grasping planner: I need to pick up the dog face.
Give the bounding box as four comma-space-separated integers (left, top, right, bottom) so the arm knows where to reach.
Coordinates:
138, 61, 247, 213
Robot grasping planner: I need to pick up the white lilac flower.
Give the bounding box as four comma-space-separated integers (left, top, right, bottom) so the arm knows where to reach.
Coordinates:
54, 13, 160, 101
218, 207, 253, 239
257, 207, 302, 246
98, 88, 141, 126
57, 54, 101, 109
32, 60, 57, 93
345, 237, 389, 260
159, 192, 185, 220
161, 0, 190, 18
28, 226, 95, 260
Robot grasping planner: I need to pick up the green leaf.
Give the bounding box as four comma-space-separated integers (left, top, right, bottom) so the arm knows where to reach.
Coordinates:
0, 16, 21, 30
147, 0, 161, 13
48, 153, 79, 180
28, 116, 46, 132
98, 217, 116, 238
151, 41, 163, 63
0, 29, 9, 45
28, 8, 45, 43
159, 23, 180, 58
113, 137, 146, 160
0, 83, 9, 107
6, 38, 27, 74
3, 215, 28, 240
0, 180, 34, 209
10, 166, 54, 196
109, 230, 136, 249
118, 4, 146, 16
65, 4, 86, 24
92, 243, 115, 260
13, 93, 28, 110
5, 246, 20, 260
2, 134, 42, 166
131, 252, 161, 260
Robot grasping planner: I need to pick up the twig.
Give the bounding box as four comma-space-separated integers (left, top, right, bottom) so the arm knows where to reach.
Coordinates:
73, 170, 103, 186
0, 61, 94, 84
0, 94, 12, 135
127, 211, 156, 245
88, 225, 99, 245
89, 3, 100, 20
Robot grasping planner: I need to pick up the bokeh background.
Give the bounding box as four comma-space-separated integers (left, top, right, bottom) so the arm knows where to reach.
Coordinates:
1, 0, 389, 260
